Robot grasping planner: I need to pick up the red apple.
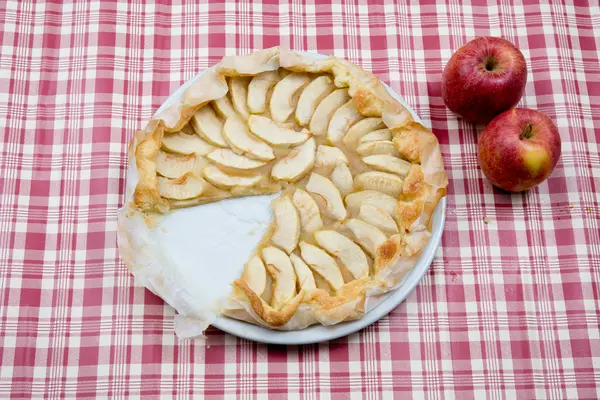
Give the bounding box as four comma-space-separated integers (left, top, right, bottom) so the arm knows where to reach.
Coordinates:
442, 37, 527, 124
478, 108, 561, 192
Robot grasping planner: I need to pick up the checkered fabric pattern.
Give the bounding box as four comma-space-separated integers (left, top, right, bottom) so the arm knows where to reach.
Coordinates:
1, 0, 599, 398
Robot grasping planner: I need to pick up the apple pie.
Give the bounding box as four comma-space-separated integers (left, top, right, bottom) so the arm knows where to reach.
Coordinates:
128, 48, 447, 329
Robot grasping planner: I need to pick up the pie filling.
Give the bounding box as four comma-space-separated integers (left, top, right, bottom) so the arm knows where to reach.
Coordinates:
130, 48, 447, 329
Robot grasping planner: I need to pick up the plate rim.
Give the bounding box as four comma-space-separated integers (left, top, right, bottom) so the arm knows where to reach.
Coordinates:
156, 50, 446, 345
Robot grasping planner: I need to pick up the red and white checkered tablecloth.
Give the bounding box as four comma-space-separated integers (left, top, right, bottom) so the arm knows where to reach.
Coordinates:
1, 0, 599, 398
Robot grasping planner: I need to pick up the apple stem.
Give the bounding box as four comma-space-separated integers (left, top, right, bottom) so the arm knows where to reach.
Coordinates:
520, 123, 533, 140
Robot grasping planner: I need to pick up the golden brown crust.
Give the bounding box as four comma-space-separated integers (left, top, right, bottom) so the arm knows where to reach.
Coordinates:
302, 279, 368, 324
396, 199, 425, 233
231, 275, 370, 328
394, 165, 426, 232
304, 278, 367, 310
133, 126, 169, 213
219, 47, 280, 77
352, 89, 385, 117
402, 165, 426, 200
392, 123, 422, 163
233, 279, 303, 327
424, 187, 447, 231
374, 234, 403, 273
373, 230, 431, 285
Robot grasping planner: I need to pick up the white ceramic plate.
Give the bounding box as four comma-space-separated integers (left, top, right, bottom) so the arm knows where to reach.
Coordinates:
156, 51, 446, 345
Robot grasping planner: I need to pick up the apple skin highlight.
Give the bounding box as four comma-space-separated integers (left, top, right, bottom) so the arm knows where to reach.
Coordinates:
477, 108, 561, 192
442, 37, 527, 124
